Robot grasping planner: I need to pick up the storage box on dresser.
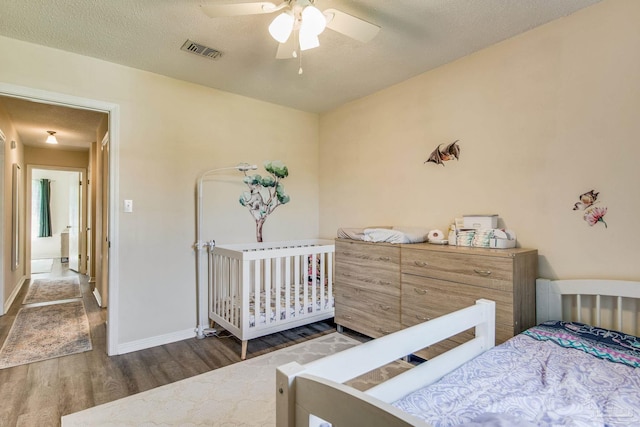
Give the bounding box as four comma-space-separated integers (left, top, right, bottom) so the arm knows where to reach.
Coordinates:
402, 244, 537, 359
334, 239, 402, 338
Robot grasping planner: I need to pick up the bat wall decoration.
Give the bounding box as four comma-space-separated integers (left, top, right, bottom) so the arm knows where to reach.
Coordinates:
425, 140, 461, 166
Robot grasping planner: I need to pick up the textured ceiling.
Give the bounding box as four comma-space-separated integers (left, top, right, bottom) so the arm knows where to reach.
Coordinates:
0, 0, 602, 115
0, 96, 106, 150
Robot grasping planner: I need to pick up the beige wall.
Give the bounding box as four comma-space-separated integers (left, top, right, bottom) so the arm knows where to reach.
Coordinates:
24, 146, 90, 168
0, 102, 26, 308
319, 0, 640, 281
0, 35, 320, 345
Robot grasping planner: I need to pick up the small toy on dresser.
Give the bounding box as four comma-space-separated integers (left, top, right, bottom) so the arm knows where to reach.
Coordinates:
427, 229, 448, 244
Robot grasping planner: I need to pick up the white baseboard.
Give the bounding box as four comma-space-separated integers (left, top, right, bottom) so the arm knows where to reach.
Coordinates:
92, 288, 103, 307
4, 276, 27, 313
116, 328, 196, 355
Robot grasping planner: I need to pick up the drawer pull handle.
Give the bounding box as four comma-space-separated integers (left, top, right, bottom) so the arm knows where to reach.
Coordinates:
379, 281, 391, 286
414, 288, 427, 295
379, 256, 391, 261
344, 315, 353, 320
473, 269, 492, 276
378, 304, 391, 311
377, 327, 392, 334
415, 315, 431, 321
414, 261, 428, 267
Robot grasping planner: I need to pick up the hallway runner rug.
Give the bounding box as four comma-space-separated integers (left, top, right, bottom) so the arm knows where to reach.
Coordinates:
23, 276, 82, 304
62, 332, 413, 426
0, 300, 92, 369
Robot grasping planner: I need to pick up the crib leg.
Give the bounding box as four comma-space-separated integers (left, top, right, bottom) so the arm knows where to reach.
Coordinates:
336, 324, 344, 333
241, 340, 248, 360
210, 319, 216, 329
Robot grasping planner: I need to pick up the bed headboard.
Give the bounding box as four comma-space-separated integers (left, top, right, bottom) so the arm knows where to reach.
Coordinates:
536, 278, 640, 336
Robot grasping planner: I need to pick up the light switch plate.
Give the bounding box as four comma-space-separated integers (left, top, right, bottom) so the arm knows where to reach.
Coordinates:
124, 199, 133, 213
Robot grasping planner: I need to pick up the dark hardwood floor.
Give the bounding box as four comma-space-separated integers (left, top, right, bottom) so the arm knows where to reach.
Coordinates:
0, 260, 340, 427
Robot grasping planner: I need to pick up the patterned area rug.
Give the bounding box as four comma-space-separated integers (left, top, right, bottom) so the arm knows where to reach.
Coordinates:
0, 300, 92, 369
62, 332, 413, 426
23, 277, 82, 304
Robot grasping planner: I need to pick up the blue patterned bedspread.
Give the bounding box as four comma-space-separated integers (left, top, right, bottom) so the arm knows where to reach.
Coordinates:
392, 322, 640, 426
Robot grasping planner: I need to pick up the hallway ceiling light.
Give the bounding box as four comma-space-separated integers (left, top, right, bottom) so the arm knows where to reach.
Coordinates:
45, 131, 58, 144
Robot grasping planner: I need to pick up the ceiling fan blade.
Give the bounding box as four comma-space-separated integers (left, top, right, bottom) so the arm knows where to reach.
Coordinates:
323, 8, 380, 43
201, 2, 282, 18
275, 36, 297, 59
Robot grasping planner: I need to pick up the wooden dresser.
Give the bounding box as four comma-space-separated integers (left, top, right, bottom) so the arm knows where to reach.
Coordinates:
334, 239, 538, 358
334, 239, 402, 338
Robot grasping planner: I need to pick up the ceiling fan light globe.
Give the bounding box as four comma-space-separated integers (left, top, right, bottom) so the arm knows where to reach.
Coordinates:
301, 5, 326, 35
299, 28, 319, 51
268, 11, 294, 43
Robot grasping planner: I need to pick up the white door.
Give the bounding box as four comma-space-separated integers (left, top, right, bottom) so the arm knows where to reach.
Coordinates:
68, 172, 81, 272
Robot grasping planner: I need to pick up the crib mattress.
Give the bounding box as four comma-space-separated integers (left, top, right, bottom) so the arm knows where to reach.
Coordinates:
216, 284, 334, 328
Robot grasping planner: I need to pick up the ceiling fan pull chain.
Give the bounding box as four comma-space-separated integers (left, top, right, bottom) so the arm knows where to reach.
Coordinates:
298, 51, 303, 75
296, 31, 303, 75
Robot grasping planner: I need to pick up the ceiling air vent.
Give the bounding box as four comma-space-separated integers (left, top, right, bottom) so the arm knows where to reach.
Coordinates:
181, 39, 223, 60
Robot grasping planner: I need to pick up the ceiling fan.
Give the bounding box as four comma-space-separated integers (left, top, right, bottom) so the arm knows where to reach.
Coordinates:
201, 0, 380, 66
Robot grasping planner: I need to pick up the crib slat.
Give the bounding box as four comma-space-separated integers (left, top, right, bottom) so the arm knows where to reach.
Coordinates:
275, 257, 282, 323
595, 294, 601, 327
311, 253, 317, 313
265, 259, 272, 325
232, 258, 238, 328
294, 255, 301, 316
285, 257, 291, 320
303, 254, 309, 315
254, 260, 261, 329
320, 253, 326, 309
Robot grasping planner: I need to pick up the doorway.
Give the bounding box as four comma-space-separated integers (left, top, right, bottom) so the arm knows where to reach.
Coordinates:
29, 168, 85, 275
0, 82, 120, 355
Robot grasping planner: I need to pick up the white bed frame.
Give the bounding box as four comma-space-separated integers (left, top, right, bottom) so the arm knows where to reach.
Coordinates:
209, 239, 335, 360
276, 278, 640, 427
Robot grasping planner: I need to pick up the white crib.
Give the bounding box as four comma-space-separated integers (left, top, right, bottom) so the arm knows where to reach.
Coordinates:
208, 239, 335, 360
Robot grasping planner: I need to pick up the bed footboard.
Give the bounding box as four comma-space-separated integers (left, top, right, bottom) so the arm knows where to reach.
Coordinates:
276, 299, 496, 427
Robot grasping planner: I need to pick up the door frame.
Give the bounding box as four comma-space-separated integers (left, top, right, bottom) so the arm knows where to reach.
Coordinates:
27, 166, 86, 274
0, 82, 120, 356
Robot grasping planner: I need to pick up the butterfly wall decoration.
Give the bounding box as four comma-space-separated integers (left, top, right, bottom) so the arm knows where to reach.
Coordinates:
572, 189, 608, 228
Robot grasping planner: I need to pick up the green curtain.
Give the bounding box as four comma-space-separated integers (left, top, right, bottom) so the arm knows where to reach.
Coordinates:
38, 179, 52, 238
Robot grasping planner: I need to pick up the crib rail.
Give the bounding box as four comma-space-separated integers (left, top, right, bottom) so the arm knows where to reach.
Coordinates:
208, 240, 335, 356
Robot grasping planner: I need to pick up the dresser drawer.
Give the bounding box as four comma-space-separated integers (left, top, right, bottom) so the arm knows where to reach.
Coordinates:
401, 248, 514, 292
336, 240, 400, 274
335, 261, 400, 296
401, 274, 514, 328
335, 304, 401, 338
336, 286, 400, 322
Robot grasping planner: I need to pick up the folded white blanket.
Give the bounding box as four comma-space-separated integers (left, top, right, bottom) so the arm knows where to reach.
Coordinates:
362, 227, 429, 244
